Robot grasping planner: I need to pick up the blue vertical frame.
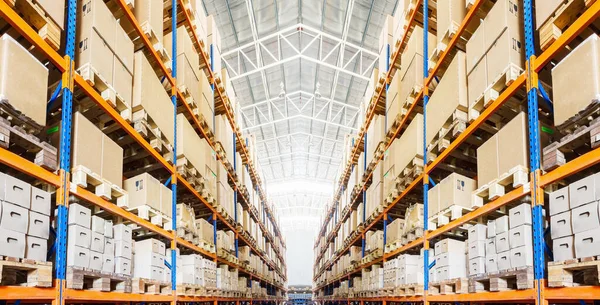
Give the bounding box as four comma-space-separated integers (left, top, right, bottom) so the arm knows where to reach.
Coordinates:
170, 0, 178, 291
422, 0, 430, 292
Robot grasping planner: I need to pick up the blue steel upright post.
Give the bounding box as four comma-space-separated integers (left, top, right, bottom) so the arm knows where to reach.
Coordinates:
170, 0, 178, 292
523, 0, 545, 304
234, 133, 239, 257
56, 0, 77, 303
422, 0, 430, 294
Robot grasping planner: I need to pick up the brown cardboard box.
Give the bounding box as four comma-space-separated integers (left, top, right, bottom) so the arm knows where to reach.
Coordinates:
132, 51, 174, 145
437, 0, 466, 47
78, 0, 117, 49
386, 219, 404, 243
101, 134, 123, 187
483, 0, 521, 49
439, 173, 476, 210
124, 173, 161, 211
426, 51, 468, 145
535, 0, 563, 29
485, 28, 524, 86
428, 184, 440, 216
552, 34, 600, 127
175, 54, 201, 106
497, 111, 528, 174
400, 26, 437, 74
395, 113, 423, 174
399, 53, 424, 111
467, 57, 488, 116
199, 70, 214, 124
37, 0, 65, 30
115, 21, 134, 73
72, 112, 102, 174
466, 20, 485, 73
160, 183, 172, 217
112, 56, 133, 110
76, 28, 114, 86
164, 26, 200, 72
0, 34, 48, 126
133, 0, 163, 45
476, 133, 498, 187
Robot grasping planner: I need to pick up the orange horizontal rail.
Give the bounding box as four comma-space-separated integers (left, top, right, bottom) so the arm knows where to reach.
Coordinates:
545, 286, 600, 300
63, 289, 174, 302
0, 286, 54, 300
427, 289, 536, 302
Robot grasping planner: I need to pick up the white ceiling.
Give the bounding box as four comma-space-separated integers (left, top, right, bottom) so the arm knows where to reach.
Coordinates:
202, 0, 400, 231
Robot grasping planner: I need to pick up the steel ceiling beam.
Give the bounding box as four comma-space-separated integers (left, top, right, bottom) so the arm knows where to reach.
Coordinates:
242, 114, 358, 131
240, 90, 359, 111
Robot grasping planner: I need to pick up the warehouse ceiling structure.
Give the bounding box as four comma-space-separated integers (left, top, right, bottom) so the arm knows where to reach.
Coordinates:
202, 0, 400, 242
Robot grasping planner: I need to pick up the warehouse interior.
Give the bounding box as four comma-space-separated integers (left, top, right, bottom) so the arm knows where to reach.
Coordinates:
1, 0, 600, 304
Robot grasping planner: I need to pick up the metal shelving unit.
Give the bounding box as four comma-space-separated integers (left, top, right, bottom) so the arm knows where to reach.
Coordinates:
0, 0, 286, 303
313, 0, 600, 303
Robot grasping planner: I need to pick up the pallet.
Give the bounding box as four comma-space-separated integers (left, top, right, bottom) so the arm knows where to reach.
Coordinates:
177, 284, 205, 296
385, 156, 424, 203
131, 109, 174, 159
543, 109, 600, 171
66, 267, 132, 292
3, 0, 61, 50
428, 22, 461, 68
131, 277, 172, 295
0, 256, 52, 287
548, 256, 600, 287
394, 284, 424, 296
384, 239, 404, 254
77, 63, 131, 122
198, 239, 216, 253
539, 0, 597, 51
428, 204, 473, 229
468, 266, 534, 292
401, 226, 424, 244
427, 109, 468, 158
72, 165, 128, 207
469, 64, 523, 122
429, 278, 469, 295
472, 165, 529, 208
0, 114, 57, 171
176, 156, 207, 191
127, 204, 170, 228
140, 22, 172, 70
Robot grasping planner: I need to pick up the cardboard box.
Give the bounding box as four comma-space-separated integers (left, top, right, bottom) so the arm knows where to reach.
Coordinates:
176, 113, 213, 181
1, 202, 29, 233
132, 51, 175, 145
535, 0, 564, 29
105, 238, 115, 256
509, 202, 532, 228
115, 257, 131, 276
495, 215, 509, 234
497, 250, 511, 271
398, 53, 424, 110
89, 250, 103, 271
497, 112, 528, 176
440, 173, 476, 211
133, 0, 164, 45
476, 133, 498, 187
468, 224, 487, 243
103, 254, 115, 273
67, 243, 89, 268
75, 18, 114, 84
436, 0, 467, 47
469, 257, 485, 275
549, 186, 570, 216
553, 235, 575, 261
68, 203, 91, 228
428, 184, 440, 218
435, 238, 465, 256
30, 187, 51, 216
136, 238, 166, 255
0, 174, 30, 209
551, 210, 573, 239
78, 0, 117, 48
466, 20, 485, 73
467, 57, 488, 112
26, 235, 47, 261
115, 240, 132, 259
37, 0, 66, 30
0, 227, 25, 258
91, 231, 105, 253
400, 26, 437, 74
487, 219, 497, 237
486, 237, 496, 255
72, 112, 103, 176
552, 34, 600, 127
113, 224, 132, 243
91, 216, 105, 234
468, 240, 486, 258
160, 183, 172, 218
164, 26, 200, 72
112, 56, 133, 111
509, 224, 532, 248
569, 174, 600, 209
101, 134, 123, 187
124, 173, 161, 211
485, 254, 498, 273
571, 201, 600, 234
486, 28, 524, 84
28, 211, 50, 239
68, 224, 91, 248
495, 231, 510, 253
115, 21, 134, 73
510, 244, 533, 268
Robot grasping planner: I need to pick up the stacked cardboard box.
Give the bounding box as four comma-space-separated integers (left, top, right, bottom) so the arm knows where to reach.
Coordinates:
385, 218, 404, 247
467, 0, 524, 120
383, 254, 419, 288
180, 254, 217, 287
550, 174, 600, 261
432, 238, 466, 281
164, 26, 201, 105
366, 230, 384, 253
77, 0, 134, 120
124, 173, 172, 218
196, 218, 215, 245
133, 1, 164, 46
207, 15, 222, 75
428, 173, 475, 221
216, 230, 235, 253
0, 174, 51, 261
435, 0, 467, 51
467, 224, 487, 276
133, 238, 168, 281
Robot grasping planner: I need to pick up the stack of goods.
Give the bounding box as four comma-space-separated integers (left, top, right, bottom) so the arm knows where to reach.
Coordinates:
217, 163, 235, 218
216, 230, 235, 253
113, 224, 133, 275
67, 204, 100, 271
164, 26, 200, 107
432, 238, 466, 282
550, 174, 600, 260
133, 239, 168, 281
428, 173, 475, 226
435, 0, 467, 53
133, 1, 165, 50
369, 264, 384, 291
366, 230, 384, 253
124, 173, 172, 220
0, 174, 51, 261
207, 15, 222, 75
467, 224, 487, 276
383, 254, 419, 288
196, 218, 215, 245
180, 254, 217, 287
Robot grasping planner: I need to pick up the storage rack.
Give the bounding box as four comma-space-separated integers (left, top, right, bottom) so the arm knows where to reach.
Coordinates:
0, 0, 286, 303
313, 0, 600, 303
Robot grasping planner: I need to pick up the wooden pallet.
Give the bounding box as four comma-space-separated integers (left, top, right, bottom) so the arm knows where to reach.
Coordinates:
385, 156, 424, 203
394, 284, 424, 296
429, 22, 461, 68
428, 204, 473, 229
468, 266, 534, 292
72, 165, 128, 207
472, 165, 529, 208
77, 63, 131, 122
131, 109, 174, 158
0, 256, 52, 287
469, 63, 523, 122
539, 0, 597, 51
543, 109, 600, 171
198, 239, 216, 253
548, 256, 600, 287
429, 277, 469, 295
177, 284, 205, 296
176, 156, 207, 191
401, 226, 424, 244
127, 204, 170, 228
0, 113, 57, 171
3, 0, 61, 50
427, 109, 469, 158
139, 21, 172, 70
131, 277, 172, 295
384, 239, 404, 254
66, 267, 132, 292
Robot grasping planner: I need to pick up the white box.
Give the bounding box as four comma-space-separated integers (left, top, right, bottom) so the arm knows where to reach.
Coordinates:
67, 243, 89, 268
102, 254, 115, 273
104, 220, 113, 238
68, 224, 91, 248
495, 215, 509, 234
0, 227, 25, 258
25, 235, 46, 261
68, 203, 91, 228
550, 210, 573, 239
134, 262, 163, 280
1, 174, 31, 208
136, 238, 166, 255
510, 244, 533, 268
509, 203, 532, 228
486, 237, 497, 255
446, 262, 466, 280
549, 186, 569, 216
115, 240, 132, 259
134, 251, 163, 267
164, 267, 172, 282
91, 231, 105, 253
468, 224, 487, 243
497, 250, 512, 271
571, 201, 600, 234
113, 224, 132, 242
28, 210, 49, 239
434, 238, 465, 256
469, 257, 485, 275
509, 225, 532, 249
104, 237, 115, 255
89, 250, 103, 271
181, 254, 203, 266
574, 227, 600, 258
487, 219, 496, 237
31, 187, 51, 216
1, 201, 29, 233
553, 235, 575, 261
495, 231, 510, 253
569, 174, 600, 208
486, 254, 498, 273
115, 257, 131, 276
468, 240, 486, 258
437, 251, 465, 267
91, 216, 105, 234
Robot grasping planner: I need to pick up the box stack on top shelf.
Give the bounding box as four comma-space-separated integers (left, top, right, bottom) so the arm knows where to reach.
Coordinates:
314, 0, 600, 303
0, 0, 286, 302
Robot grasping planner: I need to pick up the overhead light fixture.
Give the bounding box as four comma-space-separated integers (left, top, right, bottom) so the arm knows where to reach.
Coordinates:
315, 82, 321, 98
278, 81, 285, 98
